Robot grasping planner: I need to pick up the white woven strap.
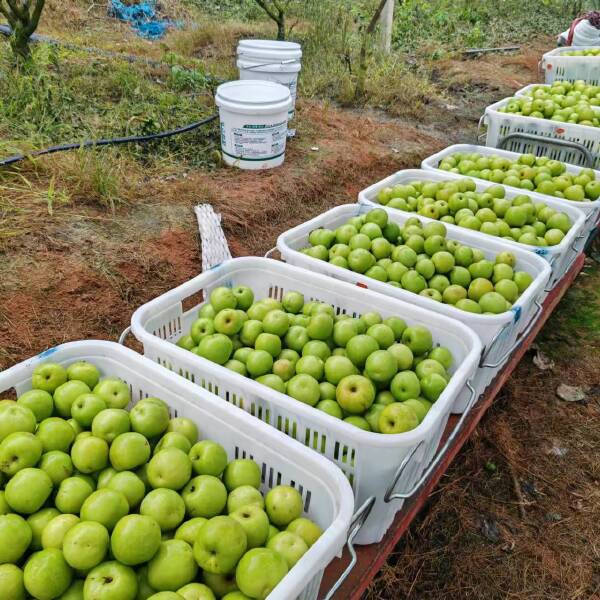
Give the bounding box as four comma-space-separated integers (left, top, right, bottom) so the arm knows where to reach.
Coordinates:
195, 204, 232, 272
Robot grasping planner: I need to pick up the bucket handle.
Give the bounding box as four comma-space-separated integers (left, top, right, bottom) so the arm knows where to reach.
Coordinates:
384, 380, 476, 503
239, 57, 298, 71
264, 247, 279, 259
321, 496, 376, 600
118, 326, 133, 346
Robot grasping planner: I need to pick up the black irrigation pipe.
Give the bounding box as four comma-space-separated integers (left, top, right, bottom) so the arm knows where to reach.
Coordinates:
0, 25, 222, 168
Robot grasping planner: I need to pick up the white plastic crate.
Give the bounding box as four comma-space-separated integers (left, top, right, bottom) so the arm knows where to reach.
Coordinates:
130, 257, 482, 545
483, 96, 600, 168
0, 341, 355, 600
540, 47, 600, 85
357, 169, 586, 287
276, 203, 550, 399
421, 143, 600, 235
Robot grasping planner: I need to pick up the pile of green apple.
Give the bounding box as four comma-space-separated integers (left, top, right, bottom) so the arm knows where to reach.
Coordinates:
373, 177, 573, 246
178, 282, 453, 435
0, 361, 324, 600
562, 49, 600, 56
523, 80, 600, 104
437, 151, 600, 201
499, 90, 600, 126
302, 210, 533, 314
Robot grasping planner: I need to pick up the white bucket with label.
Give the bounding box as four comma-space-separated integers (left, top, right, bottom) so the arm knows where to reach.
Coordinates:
236, 40, 302, 126
215, 80, 292, 170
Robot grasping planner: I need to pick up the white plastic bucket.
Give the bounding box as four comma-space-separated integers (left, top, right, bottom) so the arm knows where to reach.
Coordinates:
237, 39, 302, 123
215, 79, 292, 170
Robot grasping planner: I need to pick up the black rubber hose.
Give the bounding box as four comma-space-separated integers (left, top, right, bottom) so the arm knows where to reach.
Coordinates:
0, 114, 219, 168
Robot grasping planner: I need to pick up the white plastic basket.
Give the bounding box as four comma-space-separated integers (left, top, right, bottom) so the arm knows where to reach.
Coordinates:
483, 96, 600, 168
540, 47, 600, 85
357, 169, 586, 287
275, 203, 550, 399
0, 341, 355, 600
130, 257, 482, 545
421, 143, 600, 235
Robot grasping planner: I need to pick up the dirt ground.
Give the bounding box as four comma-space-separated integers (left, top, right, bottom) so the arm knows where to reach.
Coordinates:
1, 21, 599, 600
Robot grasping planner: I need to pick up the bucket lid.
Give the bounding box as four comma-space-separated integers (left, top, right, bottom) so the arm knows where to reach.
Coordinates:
216, 80, 292, 108
237, 39, 302, 61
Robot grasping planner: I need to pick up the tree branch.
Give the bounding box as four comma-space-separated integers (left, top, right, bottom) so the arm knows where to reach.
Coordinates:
6, 0, 28, 21
24, 0, 44, 36
366, 0, 389, 35
253, 0, 278, 22
0, 1, 18, 26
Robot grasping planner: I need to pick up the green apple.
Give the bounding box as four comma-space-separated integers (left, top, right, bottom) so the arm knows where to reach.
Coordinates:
267, 531, 308, 568
0, 431, 43, 476
232, 286, 254, 310
286, 518, 323, 548
214, 309, 244, 336
281, 291, 304, 314
27, 508, 59, 551
36, 417, 75, 453
155, 432, 192, 454
175, 517, 208, 546
336, 375, 375, 414
245, 350, 273, 377
255, 333, 281, 358
147, 448, 192, 491
130, 399, 170, 439
230, 505, 270, 548
378, 403, 420, 434
5, 468, 52, 514
428, 347, 453, 370
283, 326, 309, 353
110, 432, 151, 471
456, 298, 482, 313
227, 486, 265, 514
31, 362, 67, 393
306, 313, 334, 341
316, 399, 343, 419
261, 310, 289, 337
301, 340, 331, 361
59, 580, 85, 600
420, 373, 448, 401
402, 399, 432, 423
345, 335, 379, 368
223, 459, 261, 491
23, 549, 73, 599
365, 350, 398, 383
367, 324, 395, 349
71, 435, 109, 473
0, 514, 32, 563
67, 361, 101, 389
177, 335, 196, 351
210, 287, 237, 312
295, 355, 324, 381
235, 548, 288, 600
347, 248, 375, 273
93, 377, 131, 410
53, 380, 91, 417
141, 489, 186, 531
55, 476, 94, 514
71, 394, 106, 428
182, 475, 227, 518
107, 471, 146, 508
204, 574, 239, 597
191, 318, 216, 345
401, 326, 433, 356
197, 334, 233, 366
92, 409, 130, 443
415, 358, 447, 380
0, 402, 36, 441
286, 374, 320, 407
332, 319, 359, 347
265, 486, 303, 528
375, 390, 395, 405
513, 271, 533, 293
390, 371, 421, 402
189, 440, 228, 478
63, 521, 109, 570
387, 343, 414, 370
110, 515, 162, 566
364, 404, 385, 433
97, 467, 117, 488
41, 514, 80, 550
272, 359, 295, 382
84, 561, 138, 600
194, 516, 248, 574
468, 278, 494, 301
322, 356, 354, 385
0, 564, 25, 600
178, 582, 217, 600
319, 381, 337, 400
39, 450, 73, 485
148, 540, 197, 592
166, 418, 198, 446
16, 389, 53, 422
79, 488, 128, 532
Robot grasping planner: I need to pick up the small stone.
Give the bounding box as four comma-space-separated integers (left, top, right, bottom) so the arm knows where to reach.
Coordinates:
556, 384, 585, 402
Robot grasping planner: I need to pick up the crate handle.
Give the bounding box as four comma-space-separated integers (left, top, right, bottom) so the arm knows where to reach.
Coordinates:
264, 247, 279, 259
383, 380, 476, 503
476, 115, 487, 142
321, 495, 376, 600
480, 299, 543, 369
478, 319, 512, 368
118, 326, 132, 346
498, 133, 595, 169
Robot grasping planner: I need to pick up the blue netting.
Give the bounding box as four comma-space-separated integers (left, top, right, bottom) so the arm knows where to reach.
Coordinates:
108, 0, 179, 40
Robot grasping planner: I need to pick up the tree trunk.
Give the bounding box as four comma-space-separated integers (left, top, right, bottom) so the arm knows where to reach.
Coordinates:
276, 12, 285, 40
378, 0, 394, 53
0, 0, 46, 62
10, 25, 32, 60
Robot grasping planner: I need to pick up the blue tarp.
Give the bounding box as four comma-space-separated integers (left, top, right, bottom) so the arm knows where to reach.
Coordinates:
108, 0, 178, 40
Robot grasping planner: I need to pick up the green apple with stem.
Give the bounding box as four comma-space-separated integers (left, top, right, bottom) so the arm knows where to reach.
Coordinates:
71, 393, 107, 427
83, 561, 138, 600
390, 371, 421, 402
31, 362, 67, 393
93, 377, 131, 409
189, 440, 228, 478
378, 403, 419, 434
0, 431, 43, 476
336, 375, 375, 414
147, 448, 192, 491
193, 516, 248, 575
92, 409, 130, 443
53, 380, 91, 417
230, 505, 270, 548
182, 475, 227, 518
66, 360, 101, 389
235, 548, 288, 600
265, 486, 303, 528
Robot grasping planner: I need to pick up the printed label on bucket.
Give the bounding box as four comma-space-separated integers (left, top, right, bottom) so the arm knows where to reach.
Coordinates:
224, 121, 287, 161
